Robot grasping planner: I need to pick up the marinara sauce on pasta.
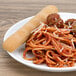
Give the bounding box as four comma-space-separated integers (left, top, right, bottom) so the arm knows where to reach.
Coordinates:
23, 13, 76, 67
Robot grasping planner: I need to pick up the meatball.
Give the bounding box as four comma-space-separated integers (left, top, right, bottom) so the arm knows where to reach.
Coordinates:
66, 19, 76, 37
65, 19, 76, 26
47, 13, 60, 25
47, 13, 64, 28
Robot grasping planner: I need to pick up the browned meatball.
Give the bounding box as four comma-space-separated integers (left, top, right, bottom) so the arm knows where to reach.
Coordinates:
65, 19, 76, 26
47, 13, 60, 24
47, 13, 64, 28
66, 19, 76, 37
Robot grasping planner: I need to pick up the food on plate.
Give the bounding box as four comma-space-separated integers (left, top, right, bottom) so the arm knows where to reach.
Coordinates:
3, 5, 58, 52
3, 5, 76, 68
65, 19, 76, 37
23, 13, 76, 67
65, 19, 76, 27
47, 13, 64, 28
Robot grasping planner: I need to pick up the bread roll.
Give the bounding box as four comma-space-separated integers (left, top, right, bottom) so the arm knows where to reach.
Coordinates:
3, 5, 58, 52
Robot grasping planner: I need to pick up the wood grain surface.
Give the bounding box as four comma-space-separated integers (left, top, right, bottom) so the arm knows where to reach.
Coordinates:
0, 0, 76, 76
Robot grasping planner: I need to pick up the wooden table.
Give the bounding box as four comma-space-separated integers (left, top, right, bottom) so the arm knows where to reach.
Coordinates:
0, 0, 76, 76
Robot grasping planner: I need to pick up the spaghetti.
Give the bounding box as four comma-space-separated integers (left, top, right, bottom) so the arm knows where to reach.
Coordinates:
23, 13, 76, 67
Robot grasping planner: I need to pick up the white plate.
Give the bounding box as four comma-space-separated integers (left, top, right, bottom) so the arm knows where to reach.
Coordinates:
3, 12, 76, 72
